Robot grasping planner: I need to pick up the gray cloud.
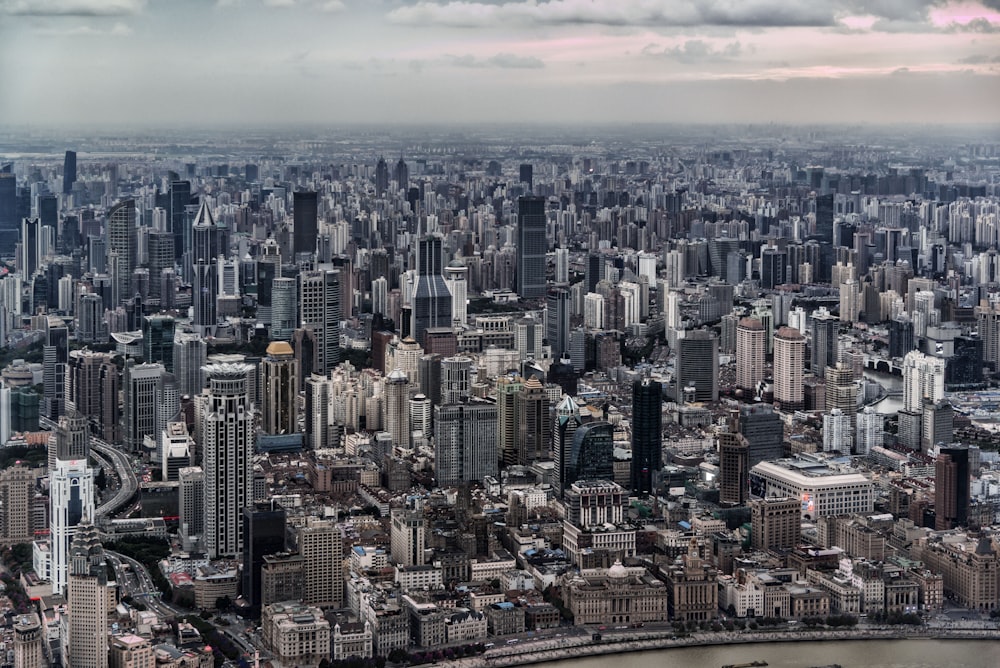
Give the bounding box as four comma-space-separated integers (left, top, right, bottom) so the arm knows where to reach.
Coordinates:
449, 52, 545, 68
949, 18, 1000, 33
1, 0, 145, 16
958, 53, 1000, 64
645, 40, 743, 63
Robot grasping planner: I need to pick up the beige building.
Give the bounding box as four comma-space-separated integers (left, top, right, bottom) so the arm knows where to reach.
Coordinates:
661, 539, 718, 622
261, 342, 299, 436
13, 613, 43, 668
772, 327, 805, 411
298, 518, 344, 608
66, 523, 110, 668
736, 317, 766, 394
331, 622, 373, 661
919, 534, 999, 612
0, 464, 34, 546
262, 602, 331, 668
261, 552, 305, 607
750, 497, 800, 552
562, 561, 668, 626
110, 634, 155, 668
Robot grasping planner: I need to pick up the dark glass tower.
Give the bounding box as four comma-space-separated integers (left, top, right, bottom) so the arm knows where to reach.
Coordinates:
375, 157, 389, 195
739, 404, 784, 466
516, 196, 547, 299
63, 150, 77, 194
241, 503, 286, 609
810, 309, 839, 378
410, 235, 452, 347
519, 163, 533, 191
546, 288, 570, 359
292, 191, 318, 260
568, 421, 614, 486
0, 165, 15, 255
143, 315, 176, 372
631, 378, 662, 496
169, 180, 191, 261
935, 447, 970, 531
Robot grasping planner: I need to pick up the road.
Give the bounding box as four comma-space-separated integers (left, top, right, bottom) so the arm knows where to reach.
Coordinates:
106, 550, 184, 619
40, 416, 139, 519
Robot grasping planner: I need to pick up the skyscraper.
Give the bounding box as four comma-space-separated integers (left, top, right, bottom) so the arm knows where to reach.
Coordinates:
739, 405, 784, 466
123, 360, 163, 453
736, 317, 766, 394
496, 374, 523, 468
552, 395, 582, 496
0, 464, 34, 546
173, 331, 206, 397
20, 217, 40, 278
719, 428, 749, 507
242, 503, 286, 609
810, 308, 839, 378
202, 363, 255, 558
62, 150, 77, 195
107, 199, 136, 307
142, 314, 175, 371
178, 466, 205, 548
49, 457, 95, 595
567, 421, 614, 487
440, 355, 473, 405
434, 399, 498, 486
519, 163, 533, 191
298, 518, 344, 609
675, 329, 719, 402
169, 180, 191, 261
546, 287, 570, 359
410, 235, 452, 347
773, 326, 805, 411
262, 342, 298, 436
43, 321, 68, 420
299, 269, 341, 374
304, 374, 331, 450
13, 613, 43, 668
191, 201, 220, 333
516, 196, 547, 299
375, 157, 390, 195
935, 446, 970, 531
66, 522, 109, 668
517, 377, 550, 464
825, 362, 857, 438
444, 260, 468, 326
293, 191, 318, 260
383, 369, 411, 450
631, 378, 662, 496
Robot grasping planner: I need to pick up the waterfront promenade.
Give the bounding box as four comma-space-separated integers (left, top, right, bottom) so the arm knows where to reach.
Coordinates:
448, 625, 1000, 668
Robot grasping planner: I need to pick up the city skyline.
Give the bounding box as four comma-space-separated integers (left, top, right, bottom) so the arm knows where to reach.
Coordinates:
1, 0, 999, 126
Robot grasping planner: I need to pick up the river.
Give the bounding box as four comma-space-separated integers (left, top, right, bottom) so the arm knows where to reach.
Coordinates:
538, 639, 996, 668
865, 369, 902, 416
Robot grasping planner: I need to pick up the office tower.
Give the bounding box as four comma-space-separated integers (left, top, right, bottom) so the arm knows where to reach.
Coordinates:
142, 314, 175, 370
202, 363, 255, 558
585, 252, 603, 293
50, 411, 90, 473
299, 269, 341, 374
383, 369, 411, 449
902, 350, 945, 413
20, 217, 40, 277
855, 406, 883, 456
0, 167, 15, 255
552, 395, 582, 495
0, 464, 34, 546
154, 373, 180, 464
66, 522, 109, 668
390, 508, 425, 567
107, 199, 136, 307
718, 429, 749, 506
77, 292, 106, 343
772, 326, 805, 411
434, 399, 498, 486
49, 458, 95, 595
736, 317, 766, 394
566, 421, 614, 488
418, 354, 442, 406
298, 518, 344, 608
750, 497, 800, 551
13, 613, 43, 668
261, 342, 298, 436
444, 260, 468, 325
304, 374, 331, 450
554, 246, 569, 284
739, 405, 784, 466
519, 163, 533, 190
293, 191, 318, 260
43, 322, 68, 420
169, 180, 191, 260
173, 332, 206, 397
516, 196, 547, 299
161, 420, 191, 481
935, 446, 970, 531
496, 374, 523, 467
825, 362, 857, 435
440, 355, 472, 405
810, 308, 839, 378
375, 157, 390, 195
147, 230, 173, 303
760, 247, 787, 289
923, 400, 953, 453
394, 156, 409, 189
410, 235, 451, 346
372, 275, 388, 318
242, 503, 287, 609
823, 409, 852, 455
179, 466, 205, 546
631, 378, 662, 496
546, 287, 570, 359
516, 377, 550, 464
257, 238, 281, 325
409, 393, 432, 445
123, 360, 163, 453
271, 276, 298, 341
63, 150, 77, 194
675, 329, 719, 402
191, 202, 219, 332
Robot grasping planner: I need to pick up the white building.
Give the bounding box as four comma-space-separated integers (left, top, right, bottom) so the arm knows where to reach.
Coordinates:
902, 350, 945, 414
855, 407, 883, 457
262, 602, 330, 668
823, 409, 852, 456
46, 457, 94, 596
750, 455, 873, 520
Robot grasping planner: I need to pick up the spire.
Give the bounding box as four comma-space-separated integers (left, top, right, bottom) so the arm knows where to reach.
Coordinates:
192, 199, 215, 228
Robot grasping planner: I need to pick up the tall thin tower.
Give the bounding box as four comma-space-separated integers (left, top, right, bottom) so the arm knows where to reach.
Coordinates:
106, 199, 136, 307
631, 378, 662, 496
516, 196, 547, 299
410, 235, 452, 346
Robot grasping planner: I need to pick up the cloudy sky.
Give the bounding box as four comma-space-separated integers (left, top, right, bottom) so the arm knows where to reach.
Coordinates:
2, 0, 999, 126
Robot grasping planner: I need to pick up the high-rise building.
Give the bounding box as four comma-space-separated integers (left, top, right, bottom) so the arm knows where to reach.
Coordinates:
935, 447, 970, 531
773, 326, 805, 411
142, 314, 175, 371
519, 163, 533, 190
299, 269, 341, 374
825, 362, 857, 436
566, 421, 614, 488
178, 466, 205, 548
440, 355, 473, 405
13, 613, 43, 668
293, 191, 318, 260
76, 292, 107, 344
383, 369, 410, 450
173, 331, 206, 397
546, 287, 570, 359
856, 406, 883, 456
375, 158, 390, 196
810, 308, 839, 378
675, 329, 719, 402
49, 458, 95, 596
19, 217, 40, 278
444, 260, 467, 325
410, 235, 451, 347
823, 409, 852, 455
43, 321, 68, 420
107, 199, 136, 307
0, 464, 34, 546
750, 497, 800, 551
169, 180, 191, 261
271, 276, 298, 341
394, 157, 409, 189
736, 317, 766, 394
261, 342, 298, 436
434, 399, 498, 486
147, 230, 173, 303
49, 411, 89, 473
516, 196, 547, 299
303, 373, 331, 450
496, 374, 522, 467
902, 350, 946, 413
631, 378, 662, 496
739, 405, 784, 466
242, 502, 286, 609
298, 518, 344, 608
552, 395, 582, 496
390, 508, 425, 567
202, 364, 255, 558
517, 377, 550, 464
0, 166, 16, 255
191, 201, 220, 333
109, 635, 154, 668
66, 522, 109, 668
718, 429, 749, 507
62, 150, 77, 195
123, 360, 163, 453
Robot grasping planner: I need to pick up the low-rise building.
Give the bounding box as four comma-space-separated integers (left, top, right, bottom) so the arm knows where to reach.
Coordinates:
661, 540, 718, 622
262, 602, 331, 668
486, 601, 525, 636
110, 634, 155, 668
563, 561, 668, 625
445, 608, 487, 644
332, 621, 373, 661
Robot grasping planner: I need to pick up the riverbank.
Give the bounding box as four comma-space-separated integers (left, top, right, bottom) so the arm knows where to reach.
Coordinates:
453, 626, 1000, 668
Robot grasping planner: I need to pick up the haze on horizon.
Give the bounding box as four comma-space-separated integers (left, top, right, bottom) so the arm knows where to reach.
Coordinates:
2, 0, 999, 127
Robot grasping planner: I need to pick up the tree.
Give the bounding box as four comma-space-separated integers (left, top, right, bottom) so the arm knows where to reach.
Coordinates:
215, 596, 231, 611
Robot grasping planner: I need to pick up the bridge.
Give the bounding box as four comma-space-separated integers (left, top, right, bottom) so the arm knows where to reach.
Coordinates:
864, 354, 903, 376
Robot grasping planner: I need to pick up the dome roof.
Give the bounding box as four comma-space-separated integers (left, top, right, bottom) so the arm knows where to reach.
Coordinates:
607, 560, 628, 579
